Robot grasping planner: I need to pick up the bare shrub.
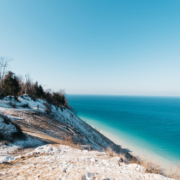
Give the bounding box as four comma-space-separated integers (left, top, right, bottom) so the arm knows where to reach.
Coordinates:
43, 102, 52, 114
44, 90, 70, 109
172, 164, 180, 180
60, 137, 81, 150
129, 157, 168, 177
0, 57, 11, 95
17, 75, 26, 95
22, 103, 30, 108
28, 94, 37, 102
14, 96, 20, 102
9, 101, 16, 108
106, 147, 126, 162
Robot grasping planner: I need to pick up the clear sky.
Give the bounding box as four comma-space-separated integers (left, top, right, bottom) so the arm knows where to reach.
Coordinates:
0, 0, 180, 96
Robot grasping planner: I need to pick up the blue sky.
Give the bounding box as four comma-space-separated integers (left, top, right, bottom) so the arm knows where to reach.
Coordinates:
0, 0, 180, 96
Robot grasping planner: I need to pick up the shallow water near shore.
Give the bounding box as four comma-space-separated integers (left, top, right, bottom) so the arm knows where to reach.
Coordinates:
67, 95, 180, 168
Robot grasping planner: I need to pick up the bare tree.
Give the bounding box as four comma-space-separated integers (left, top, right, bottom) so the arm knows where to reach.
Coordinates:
25, 74, 28, 94
24, 74, 37, 98
0, 57, 11, 94
25, 74, 33, 94
16, 75, 26, 95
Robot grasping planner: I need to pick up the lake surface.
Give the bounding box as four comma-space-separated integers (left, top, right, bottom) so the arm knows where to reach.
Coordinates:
67, 95, 180, 166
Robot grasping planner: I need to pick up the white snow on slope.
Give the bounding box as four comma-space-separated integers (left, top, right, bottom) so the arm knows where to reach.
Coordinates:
0, 137, 44, 164
0, 144, 173, 180
0, 95, 46, 111
0, 117, 17, 137
0, 156, 15, 164
0, 95, 115, 151
0, 96, 46, 162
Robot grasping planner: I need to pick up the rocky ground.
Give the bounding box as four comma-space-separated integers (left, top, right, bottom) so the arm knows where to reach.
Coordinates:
0, 144, 174, 180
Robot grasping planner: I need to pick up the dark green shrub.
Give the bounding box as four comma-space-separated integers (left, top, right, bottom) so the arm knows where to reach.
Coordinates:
3, 71, 21, 96
34, 82, 44, 98
52, 92, 66, 106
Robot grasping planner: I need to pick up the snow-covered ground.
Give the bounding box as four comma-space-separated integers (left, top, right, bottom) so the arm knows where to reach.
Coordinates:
0, 144, 174, 180
0, 116, 17, 139
0, 95, 121, 151
0, 97, 45, 163
0, 95, 47, 111
0, 136, 44, 163
0, 95, 175, 179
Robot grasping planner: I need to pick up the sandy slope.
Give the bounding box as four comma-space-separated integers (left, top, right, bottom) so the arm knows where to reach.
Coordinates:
0, 95, 127, 154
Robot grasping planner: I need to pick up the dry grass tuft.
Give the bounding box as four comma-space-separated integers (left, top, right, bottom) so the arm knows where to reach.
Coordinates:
129, 156, 180, 180
104, 146, 180, 180
105, 147, 127, 162
168, 164, 180, 180
59, 137, 82, 150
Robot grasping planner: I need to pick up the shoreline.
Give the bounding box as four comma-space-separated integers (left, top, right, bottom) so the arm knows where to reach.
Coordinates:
80, 115, 179, 171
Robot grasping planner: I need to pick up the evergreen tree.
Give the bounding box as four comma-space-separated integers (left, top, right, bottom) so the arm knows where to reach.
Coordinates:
34, 81, 39, 95
34, 81, 44, 98
52, 92, 65, 106
3, 71, 21, 96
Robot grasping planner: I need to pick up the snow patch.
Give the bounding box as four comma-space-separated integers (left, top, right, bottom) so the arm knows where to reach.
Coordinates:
0, 156, 15, 164
0, 117, 17, 136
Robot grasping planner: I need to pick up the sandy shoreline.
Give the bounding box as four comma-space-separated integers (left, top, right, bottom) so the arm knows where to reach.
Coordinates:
80, 115, 178, 171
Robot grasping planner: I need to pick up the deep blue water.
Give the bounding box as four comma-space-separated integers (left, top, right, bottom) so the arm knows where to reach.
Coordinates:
67, 95, 180, 164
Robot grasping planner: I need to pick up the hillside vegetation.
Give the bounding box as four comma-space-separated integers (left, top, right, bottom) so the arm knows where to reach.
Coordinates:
0, 59, 70, 110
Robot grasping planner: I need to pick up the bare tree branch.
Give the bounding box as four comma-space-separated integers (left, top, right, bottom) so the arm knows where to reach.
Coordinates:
0, 57, 12, 94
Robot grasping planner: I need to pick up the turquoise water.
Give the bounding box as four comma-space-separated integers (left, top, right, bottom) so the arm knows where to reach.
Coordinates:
67, 95, 180, 165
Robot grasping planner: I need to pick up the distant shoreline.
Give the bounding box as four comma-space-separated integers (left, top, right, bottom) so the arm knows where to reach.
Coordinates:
80, 115, 178, 170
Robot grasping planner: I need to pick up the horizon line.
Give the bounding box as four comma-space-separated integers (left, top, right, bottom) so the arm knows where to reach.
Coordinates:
66, 94, 180, 98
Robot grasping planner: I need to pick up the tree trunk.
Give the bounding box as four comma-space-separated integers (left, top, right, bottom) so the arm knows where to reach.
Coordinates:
10, 85, 12, 96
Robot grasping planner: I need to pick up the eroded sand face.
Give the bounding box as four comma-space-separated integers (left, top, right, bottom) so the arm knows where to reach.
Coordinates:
0, 144, 173, 180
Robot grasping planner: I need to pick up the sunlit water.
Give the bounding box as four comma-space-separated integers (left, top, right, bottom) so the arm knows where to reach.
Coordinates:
67, 95, 180, 167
